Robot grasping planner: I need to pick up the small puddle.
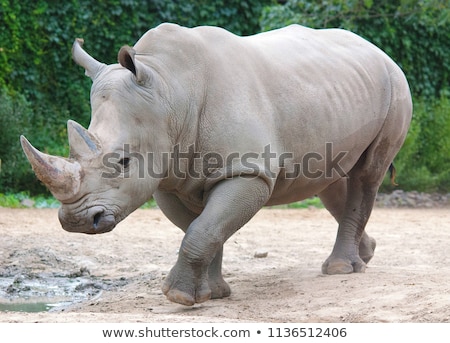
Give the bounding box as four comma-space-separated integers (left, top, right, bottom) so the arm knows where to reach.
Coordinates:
0, 271, 105, 313
0, 298, 72, 313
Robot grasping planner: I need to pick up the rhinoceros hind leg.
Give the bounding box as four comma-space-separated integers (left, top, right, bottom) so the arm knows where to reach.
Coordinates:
319, 178, 376, 272
320, 173, 377, 274
319, 133, 400, 274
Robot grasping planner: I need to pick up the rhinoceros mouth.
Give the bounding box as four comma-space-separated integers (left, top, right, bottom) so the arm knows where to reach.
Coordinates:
58, 206, 117, 234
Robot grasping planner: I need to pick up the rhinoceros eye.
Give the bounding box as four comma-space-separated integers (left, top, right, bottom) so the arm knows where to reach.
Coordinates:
118, 157, 130, 169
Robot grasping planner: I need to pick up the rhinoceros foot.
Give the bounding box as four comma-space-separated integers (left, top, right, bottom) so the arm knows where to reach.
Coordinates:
321, 257, 366, 275
359, 235, 377, 264
163, 289, 202, 307
209, 277, 231, 299
162, 262, 212, 306
321, 231, 376, 274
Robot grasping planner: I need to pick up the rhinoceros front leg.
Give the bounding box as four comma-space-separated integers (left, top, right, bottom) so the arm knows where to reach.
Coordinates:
162, 176, 270, 306
154, 191, 231, 300
207, 246, 231, 299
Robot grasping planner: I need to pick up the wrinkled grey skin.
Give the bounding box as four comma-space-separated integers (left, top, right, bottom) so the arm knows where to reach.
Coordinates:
21, 24, 412, 306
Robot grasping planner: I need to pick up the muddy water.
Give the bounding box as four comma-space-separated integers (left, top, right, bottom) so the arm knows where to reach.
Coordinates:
0, 299, 72, 312
0, 272, 105, 313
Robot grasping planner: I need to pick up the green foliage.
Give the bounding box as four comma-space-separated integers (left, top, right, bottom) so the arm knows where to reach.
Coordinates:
0, 0, 448, 194
153, 0, 276, 36
261, 0, 450, 98
0, 192, 22, 208
261, 0, 450, 192
0, 0, 273, 194
0, 192, 159, 209
0, 88, 41, 193
140, 198, 159, 209
287, 197, 324, 209
383, 96, 450, 192
266, 196, 324, 209
0, 192, 60, 208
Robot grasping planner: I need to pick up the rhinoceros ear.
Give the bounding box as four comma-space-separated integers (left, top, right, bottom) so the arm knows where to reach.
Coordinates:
72, 38, 106, 80
118, 45, 152, 85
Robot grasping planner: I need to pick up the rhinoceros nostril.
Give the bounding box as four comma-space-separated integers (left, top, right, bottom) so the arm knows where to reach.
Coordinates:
93, 211, 103, 230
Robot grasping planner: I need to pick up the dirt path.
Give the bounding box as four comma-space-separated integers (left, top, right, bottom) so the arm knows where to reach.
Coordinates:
0, 207, 449, 322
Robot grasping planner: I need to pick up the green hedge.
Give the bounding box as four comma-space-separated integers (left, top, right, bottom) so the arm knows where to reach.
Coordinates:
0, 0, 448, 194
261, 0, 450, 192
385, 96, 450, 192
0, 0, 274, 194
261, 0, 449, 98
0, 88, 35, 192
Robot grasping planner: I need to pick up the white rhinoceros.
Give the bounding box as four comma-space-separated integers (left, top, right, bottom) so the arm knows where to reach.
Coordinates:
21, 23, 412, 306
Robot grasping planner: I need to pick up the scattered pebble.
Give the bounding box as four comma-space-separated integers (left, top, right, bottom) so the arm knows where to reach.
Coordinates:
254, 251, 268, 258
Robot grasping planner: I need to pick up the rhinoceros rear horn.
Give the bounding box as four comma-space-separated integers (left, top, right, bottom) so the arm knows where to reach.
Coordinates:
20, 136, 82, 203
67, 120, 100, 158
72, 38, 106, 80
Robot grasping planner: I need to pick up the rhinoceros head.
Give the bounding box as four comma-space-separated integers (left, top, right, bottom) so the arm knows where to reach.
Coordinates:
21, 39, 170, 234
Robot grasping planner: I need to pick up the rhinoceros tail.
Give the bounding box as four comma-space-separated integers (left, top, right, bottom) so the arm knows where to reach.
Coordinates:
389, 163, 398, 186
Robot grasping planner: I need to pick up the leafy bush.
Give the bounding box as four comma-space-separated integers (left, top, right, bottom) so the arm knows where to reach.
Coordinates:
0, 0, 274, 194
153, 0, 275, 36
261, 0, 450, 192
0, 193, 22, 208
385, 96, 450, 192
0, 192, 157, 209
261, 0, 449, 98
0, 0, 448, 194
0, 88, 41, 193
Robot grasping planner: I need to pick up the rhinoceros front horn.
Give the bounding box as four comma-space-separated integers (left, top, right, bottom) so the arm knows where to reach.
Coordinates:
20, 136, 82, 203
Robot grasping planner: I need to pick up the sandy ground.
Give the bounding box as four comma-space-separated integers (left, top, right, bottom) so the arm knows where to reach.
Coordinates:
0, 206, 449, 323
